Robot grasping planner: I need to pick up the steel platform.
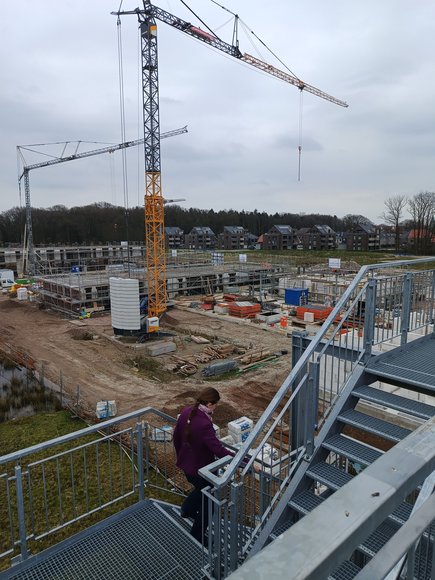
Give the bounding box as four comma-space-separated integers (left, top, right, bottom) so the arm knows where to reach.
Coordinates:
365, 334, 435, 393
0, 500, 205, 580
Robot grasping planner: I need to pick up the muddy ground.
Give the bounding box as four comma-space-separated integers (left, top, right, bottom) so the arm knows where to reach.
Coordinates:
0, 296, 292, 432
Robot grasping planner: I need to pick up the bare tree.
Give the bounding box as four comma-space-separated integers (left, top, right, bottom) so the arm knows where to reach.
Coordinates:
408, 191, 435, 254
342, 214, 372, 232
381, 194, 407, 251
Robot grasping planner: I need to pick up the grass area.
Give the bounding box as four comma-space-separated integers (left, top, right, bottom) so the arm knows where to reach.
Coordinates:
0, 410, 85, 456
0, 410, 182, 571
256, 249, 404, 267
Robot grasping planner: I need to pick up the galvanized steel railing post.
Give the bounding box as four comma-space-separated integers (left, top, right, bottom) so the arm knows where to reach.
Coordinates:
363, 279, 376, 362
136, 421, 145, 501
400, 273, 412, 346
291, 331, 309, 452
14, 465, 29, 562
305, 361, 319, 458
228, 482, 240, 573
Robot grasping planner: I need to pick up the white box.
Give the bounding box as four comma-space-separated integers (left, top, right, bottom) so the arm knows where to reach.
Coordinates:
149, 425, 173, 442
228, 417, 253, 433
96, 400, 117, 419
304, 312, 315, 323
228, 416, 253, 443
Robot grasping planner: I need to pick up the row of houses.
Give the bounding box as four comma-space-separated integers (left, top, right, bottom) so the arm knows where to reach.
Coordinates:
166, 223, 395, 252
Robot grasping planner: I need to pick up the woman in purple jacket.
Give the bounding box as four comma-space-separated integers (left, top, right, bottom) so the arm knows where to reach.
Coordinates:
173, 387, 230, 544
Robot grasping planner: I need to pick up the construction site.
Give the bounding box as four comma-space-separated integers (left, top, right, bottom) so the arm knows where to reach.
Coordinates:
1, 1, 435, 579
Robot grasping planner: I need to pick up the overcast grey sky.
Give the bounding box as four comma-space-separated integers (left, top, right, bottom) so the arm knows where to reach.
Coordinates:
1, 0, 434, 223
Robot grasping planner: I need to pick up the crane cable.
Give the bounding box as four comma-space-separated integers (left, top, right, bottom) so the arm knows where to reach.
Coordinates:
116, 10, 131, 275
298, 89, 304, 182
207, 0, 304, 181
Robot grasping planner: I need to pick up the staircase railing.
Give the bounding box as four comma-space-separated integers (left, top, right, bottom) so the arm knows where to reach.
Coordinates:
199, 257, 435, 577
0, 407, 181, 570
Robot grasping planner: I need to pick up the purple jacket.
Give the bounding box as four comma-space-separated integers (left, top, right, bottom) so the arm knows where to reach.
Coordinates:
173, 406, 231, 476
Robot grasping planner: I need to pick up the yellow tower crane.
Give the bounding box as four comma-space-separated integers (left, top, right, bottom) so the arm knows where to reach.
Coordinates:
114, 1, 348, 331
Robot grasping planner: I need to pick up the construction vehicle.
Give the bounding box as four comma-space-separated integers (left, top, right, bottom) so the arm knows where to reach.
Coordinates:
114, 1, 347, 332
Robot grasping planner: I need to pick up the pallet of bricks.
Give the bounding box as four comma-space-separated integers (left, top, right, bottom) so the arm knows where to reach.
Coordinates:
228, 301, 261, 319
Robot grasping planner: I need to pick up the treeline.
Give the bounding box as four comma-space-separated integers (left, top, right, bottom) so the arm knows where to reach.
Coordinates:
0, 203, 346, 245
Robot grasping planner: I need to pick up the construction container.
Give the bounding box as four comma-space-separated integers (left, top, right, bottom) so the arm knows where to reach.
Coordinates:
284, 288, 309, 306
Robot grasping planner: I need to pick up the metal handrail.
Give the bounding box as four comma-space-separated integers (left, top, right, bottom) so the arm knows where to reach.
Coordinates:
200, 257, 435, 487
0, 407, 175, 466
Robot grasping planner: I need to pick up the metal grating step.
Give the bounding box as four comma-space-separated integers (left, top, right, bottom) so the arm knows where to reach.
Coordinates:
328, 560, 362, 580
288, 490, 324, 515
390, 500, 413, 526
365, 336, 435, 392
323, 434, 383, 467
353, 385, 435, 421
269, 518, 293, 541
4, 500, 205, 580
307, 461, 353, 491
359, 521, 399, 558
338, 409, 411, 442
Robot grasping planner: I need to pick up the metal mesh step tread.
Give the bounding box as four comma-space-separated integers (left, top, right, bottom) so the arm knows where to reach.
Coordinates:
365, 336, 435, 391
3, 500, 204, 580
338, 409, 411, 442
288, 490, 324, 515
328, 560, 362, 580
353, 385, 435, 420
359, 521, 399, 558
306, 461, 353, 490
269, 518, 294, 540
390, 501, 413, 526
323, 434, 383, 466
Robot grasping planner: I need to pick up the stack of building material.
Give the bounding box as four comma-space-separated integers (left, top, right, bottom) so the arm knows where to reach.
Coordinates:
228, 301, 261, 319
296, 305, 334, 322
214, 302, 230, 314
145, 341, 177, 357
228, 416, 254, 443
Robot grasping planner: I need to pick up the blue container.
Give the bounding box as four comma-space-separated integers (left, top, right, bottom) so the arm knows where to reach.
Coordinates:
285, 288, 308, 306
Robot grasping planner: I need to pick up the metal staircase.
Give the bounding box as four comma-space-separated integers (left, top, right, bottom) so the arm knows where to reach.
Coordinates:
1, 258, 434, 580
200, 258, 435, 579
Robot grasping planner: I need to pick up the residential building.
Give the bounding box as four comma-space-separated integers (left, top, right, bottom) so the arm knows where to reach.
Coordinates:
345, 222, 380, 251
164, 227, 184, 249
262, 225, 294, 250
185, 226, 217, 250
218, 226, 247, 250
296, 224, 337, 250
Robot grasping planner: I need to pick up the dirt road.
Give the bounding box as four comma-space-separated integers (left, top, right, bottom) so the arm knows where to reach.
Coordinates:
0, 296, 292, 429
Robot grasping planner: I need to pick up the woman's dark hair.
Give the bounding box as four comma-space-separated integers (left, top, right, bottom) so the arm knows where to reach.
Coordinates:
184, 387, 220, 440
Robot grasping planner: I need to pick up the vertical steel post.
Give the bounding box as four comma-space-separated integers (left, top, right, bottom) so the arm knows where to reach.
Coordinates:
228, 482, 240, 572
15, 466, 29, 561
136, 421, 145, 501
363, 279, 376, 363
291, 331, 309, 452
305, 361, 319, 458
401, 273, 412, 346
